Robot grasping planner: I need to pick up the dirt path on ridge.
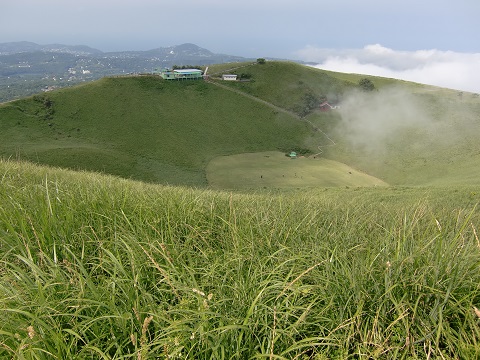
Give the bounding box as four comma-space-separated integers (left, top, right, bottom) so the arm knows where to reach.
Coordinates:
205, 79, 336, 147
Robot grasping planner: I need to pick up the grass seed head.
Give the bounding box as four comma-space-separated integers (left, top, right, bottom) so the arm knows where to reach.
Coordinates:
192, 288, 205, 297
474, 306, 480, 319
27, 325, 35, 339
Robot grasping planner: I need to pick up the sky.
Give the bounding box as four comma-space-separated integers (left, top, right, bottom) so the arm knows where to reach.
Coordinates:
2, 0, 480, 92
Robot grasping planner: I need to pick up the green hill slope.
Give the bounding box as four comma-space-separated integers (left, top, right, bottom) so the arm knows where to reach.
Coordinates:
0, 75, 320, 186
209, 61, 480, 186
208, 61, 349, 114
322, 85, 480, 185
1, 61, 480, 187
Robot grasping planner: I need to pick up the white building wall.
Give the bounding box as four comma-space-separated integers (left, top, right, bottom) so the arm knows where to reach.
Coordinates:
222, 74, 237, 81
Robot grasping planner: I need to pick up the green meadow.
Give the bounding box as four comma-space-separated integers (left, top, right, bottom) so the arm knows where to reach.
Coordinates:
207, 151, 388, 189
1, 61, 480, 358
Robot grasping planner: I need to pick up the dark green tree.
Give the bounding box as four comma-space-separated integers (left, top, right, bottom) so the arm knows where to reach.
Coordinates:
239, 73, 252, 79
294, 90, 323, 117
359, 78, 375, 92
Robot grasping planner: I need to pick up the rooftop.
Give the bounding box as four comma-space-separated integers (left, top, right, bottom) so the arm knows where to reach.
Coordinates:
174, 69, 203, 74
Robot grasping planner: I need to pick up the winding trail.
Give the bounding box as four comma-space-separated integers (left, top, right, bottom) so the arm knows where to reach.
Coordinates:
205, 78, 300, 119
205, 78, 336, 148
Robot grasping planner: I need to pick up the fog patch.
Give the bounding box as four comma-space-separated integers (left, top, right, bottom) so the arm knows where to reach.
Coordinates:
335, 87, 439, 155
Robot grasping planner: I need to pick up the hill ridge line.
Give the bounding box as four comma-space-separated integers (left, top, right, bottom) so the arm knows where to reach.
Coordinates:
205, 78, 301, 119
205, 79, 336, 148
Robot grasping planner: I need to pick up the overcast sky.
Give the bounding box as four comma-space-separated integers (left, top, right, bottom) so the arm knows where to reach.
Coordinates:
2, 0, 479, 92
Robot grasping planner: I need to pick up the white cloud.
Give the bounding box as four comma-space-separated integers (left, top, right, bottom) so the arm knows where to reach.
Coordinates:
296, 44, 480, 93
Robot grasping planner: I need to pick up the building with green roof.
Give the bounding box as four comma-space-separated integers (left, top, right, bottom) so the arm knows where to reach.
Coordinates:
160, 69, 203, 80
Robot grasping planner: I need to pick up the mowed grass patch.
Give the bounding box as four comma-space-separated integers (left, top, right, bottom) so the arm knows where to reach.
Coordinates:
206, 151, 388, 189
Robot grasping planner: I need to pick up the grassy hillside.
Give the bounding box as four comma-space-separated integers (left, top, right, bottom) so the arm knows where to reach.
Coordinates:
321, 85, 480, 185
0, 75, 318, 186
209, 61, 480, 186
1, 61, 480, 188
1, 159, 479, 358
208, 61, 349, 114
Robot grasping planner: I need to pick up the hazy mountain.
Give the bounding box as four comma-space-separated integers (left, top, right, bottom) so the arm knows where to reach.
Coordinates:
0, 41, 246, 62
0, 42, 251, 101
103, 43, 245, 63
0, 41, 102, 56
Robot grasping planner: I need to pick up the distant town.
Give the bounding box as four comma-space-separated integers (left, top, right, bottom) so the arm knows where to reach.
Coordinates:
0, 42, 254, 102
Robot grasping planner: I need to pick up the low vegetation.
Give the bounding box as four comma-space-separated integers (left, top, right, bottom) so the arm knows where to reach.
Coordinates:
1, 159, 479, 359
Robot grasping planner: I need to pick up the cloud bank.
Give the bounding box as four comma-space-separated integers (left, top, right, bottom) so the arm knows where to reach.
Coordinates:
334, 87, 443, 155
296, 44, 480, 93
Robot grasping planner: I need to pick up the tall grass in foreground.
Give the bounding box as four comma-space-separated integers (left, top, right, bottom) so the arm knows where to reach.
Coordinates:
0, 160, 479, 359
